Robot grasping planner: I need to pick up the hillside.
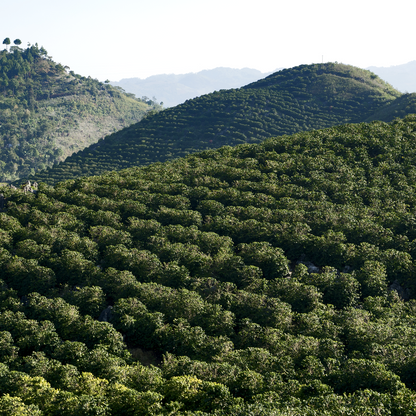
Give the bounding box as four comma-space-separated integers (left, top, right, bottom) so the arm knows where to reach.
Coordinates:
365, 93, 416, 122
1, 115, 416, 413
32, 62, 406, 185
111, 67, 273, 107
0, 43, 160, 183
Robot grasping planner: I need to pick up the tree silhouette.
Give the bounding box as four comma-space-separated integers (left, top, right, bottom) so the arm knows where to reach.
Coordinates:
2, 37, 11, 51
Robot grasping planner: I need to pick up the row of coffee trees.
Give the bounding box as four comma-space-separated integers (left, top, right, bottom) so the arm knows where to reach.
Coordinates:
1, 116, 416, 414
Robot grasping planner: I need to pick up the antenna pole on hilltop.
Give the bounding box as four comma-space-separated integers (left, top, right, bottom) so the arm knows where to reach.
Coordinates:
322, 55, 323, 64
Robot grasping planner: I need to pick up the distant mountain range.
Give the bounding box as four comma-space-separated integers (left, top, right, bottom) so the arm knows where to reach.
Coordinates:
33, 62, 416, 185
367, 61, 416, 93
111, 67, 274, 107
112, 62, 416, 108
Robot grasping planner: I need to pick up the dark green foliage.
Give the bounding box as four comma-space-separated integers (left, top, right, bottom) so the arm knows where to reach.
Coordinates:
237, 241, 289, 279
3, 257, 56, 295
366, 93, 416, 123
32, 62, 410, 185
2, 115, 416, 413
329, 359, 405, 394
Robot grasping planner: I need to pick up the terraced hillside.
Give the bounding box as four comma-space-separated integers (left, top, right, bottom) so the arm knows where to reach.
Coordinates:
31, 62, 403, 185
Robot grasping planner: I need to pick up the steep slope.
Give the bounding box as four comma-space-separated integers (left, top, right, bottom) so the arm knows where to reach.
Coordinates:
2, 115, 416, 413
112, 67, 273, 107
31, 62, 403, 185
0, 44, 159, 182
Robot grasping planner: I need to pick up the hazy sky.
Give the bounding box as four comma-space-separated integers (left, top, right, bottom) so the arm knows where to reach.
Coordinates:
2, 0, 414, 82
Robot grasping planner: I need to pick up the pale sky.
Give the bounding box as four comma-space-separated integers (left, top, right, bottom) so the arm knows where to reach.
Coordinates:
2, 0, 414, 82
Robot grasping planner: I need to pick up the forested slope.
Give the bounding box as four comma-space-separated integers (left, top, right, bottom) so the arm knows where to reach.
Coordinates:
0, 43, 159, 183
365, 93, 416, 122
2, 115, 416, 414
32, 62, 404, 185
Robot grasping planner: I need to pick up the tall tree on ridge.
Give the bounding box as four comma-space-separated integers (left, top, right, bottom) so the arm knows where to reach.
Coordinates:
2, 38, 11, 51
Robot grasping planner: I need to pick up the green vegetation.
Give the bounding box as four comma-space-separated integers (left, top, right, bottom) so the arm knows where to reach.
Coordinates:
32, 62, 406, 185
0, 43, 160, 182
2, 115, 416, 413
366, 93, 416, 122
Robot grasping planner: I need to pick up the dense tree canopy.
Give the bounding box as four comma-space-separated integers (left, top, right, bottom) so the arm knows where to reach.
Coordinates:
1, 115, 416, 413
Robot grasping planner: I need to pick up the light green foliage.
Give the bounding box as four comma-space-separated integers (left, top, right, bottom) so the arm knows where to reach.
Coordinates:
0, 394, 42, 416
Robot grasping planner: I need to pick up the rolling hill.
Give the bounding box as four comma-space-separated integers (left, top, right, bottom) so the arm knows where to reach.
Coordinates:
111, 67, 273, 107
0, 43, 160, 183
1, 115, 416, 413
366, 92, 416, 122
32, 62, 407, 185
114, 62, 416, 109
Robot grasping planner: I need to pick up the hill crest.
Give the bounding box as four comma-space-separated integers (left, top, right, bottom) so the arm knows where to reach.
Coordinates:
29, 62, 408, 185
111, 67, 273, 107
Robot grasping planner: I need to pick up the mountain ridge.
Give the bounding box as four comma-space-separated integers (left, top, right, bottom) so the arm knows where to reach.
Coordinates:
112, 60, 416, 108
367, 60, 416, 93
111, 67, 274, 107
0, 43, 160, 182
